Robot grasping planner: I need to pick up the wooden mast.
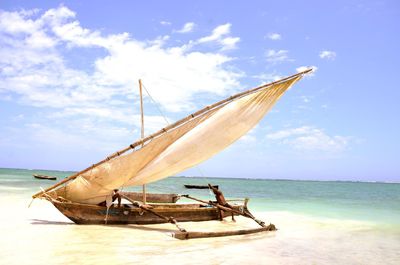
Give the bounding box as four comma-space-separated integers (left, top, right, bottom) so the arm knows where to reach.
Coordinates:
139, 79, 146, 204
32, 69, 312, 199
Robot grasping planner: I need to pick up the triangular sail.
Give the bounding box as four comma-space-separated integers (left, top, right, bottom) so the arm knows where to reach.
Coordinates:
49, 72, 307, 204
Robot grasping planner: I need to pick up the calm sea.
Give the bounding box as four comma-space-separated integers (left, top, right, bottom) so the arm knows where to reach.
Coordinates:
2, 168, 399, 227
1, 167, 399, 264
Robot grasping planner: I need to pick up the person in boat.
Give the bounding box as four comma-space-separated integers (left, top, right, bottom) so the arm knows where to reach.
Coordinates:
208, 184, 235, 222
98, 189, 121, 207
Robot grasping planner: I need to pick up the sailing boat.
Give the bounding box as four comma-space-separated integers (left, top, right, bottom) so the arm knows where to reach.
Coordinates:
32, 69, 311, 238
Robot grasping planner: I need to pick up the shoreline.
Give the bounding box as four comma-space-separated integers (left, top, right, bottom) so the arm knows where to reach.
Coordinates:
1, 199, 399, 265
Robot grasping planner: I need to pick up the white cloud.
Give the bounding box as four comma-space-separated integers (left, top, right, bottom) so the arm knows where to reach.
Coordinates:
198, 23, 230, 43
0, 6, 243, 119
239, 134, 257, 143
254, 65, 315, 85
266, 126, 350, 152
26, 31, 57, 48
24, 121, 132, 152
265, 49, 291, 63
197, 23, 240, 50
0, 9, 39, 34
253, 72, 283, 83
267, 33, 281, 40
175, 22, 195, 33
319, 50, 336, 60
50, 105, 169, 135
238, 125, 258, 144
301, 95, 311, 103
296, 65, 318, 77
220, 36, 240, 50
0, 6, 247, 156
160, 21, 171, 26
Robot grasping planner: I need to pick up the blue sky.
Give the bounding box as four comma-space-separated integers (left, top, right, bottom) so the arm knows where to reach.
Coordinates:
0, 0, 399, 181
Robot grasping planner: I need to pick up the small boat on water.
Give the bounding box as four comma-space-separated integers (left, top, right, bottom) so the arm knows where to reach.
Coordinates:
184, 184, 218, 189
33, 174, 57, 180
32, 70, 311, 238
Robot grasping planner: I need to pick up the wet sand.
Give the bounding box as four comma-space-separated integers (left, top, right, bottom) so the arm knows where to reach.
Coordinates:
1, 197, 399, 265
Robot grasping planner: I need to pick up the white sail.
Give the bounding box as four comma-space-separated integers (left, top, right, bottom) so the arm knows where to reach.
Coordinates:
53, 74, 304, 204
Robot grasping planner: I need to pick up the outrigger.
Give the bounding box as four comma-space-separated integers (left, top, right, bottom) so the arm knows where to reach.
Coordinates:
32, 69, 311, 239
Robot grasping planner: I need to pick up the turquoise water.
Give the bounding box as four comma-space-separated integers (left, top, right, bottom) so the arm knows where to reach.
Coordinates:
1, 167, 400, 264
1, 167, 399, 229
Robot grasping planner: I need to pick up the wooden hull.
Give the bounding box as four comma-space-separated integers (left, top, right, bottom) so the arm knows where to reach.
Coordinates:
120, 191, 179, 203
184, 185, 218, 189
51, 200, 241, 225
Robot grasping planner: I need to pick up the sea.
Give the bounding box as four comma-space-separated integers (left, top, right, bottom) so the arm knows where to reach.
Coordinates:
0, 168, 399, 265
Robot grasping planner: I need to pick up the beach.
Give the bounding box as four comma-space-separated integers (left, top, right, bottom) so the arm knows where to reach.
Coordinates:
1, 168, 399, 265
1, 1, 399, 264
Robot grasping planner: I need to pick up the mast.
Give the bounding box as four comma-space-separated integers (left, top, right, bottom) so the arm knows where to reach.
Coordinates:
139, 79, 146, 204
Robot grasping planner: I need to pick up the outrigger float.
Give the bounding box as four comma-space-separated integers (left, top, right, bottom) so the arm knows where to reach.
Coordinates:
32, 70, 311, 239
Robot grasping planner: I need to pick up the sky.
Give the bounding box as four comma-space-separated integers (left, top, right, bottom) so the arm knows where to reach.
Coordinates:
0, 0, 399, 182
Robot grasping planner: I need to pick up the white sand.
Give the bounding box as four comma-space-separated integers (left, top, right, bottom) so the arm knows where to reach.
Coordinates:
0, 197, 399, 265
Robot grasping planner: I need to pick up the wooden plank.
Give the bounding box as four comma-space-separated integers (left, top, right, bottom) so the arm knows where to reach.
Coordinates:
172, 224, 277, 240
119, 192, 179, 203
182, 194, 266, 227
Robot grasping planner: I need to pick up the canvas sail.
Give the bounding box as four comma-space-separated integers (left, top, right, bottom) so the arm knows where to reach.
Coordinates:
51, 73, 305, 204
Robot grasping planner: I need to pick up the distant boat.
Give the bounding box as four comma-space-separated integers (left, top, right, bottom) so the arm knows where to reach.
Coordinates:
184, 184, 218, 189
33, 174, 57, 180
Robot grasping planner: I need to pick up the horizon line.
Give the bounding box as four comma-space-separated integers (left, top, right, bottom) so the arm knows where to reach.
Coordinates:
0, 167, 398, 184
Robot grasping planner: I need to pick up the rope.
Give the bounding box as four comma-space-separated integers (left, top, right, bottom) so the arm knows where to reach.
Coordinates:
142, 81, 207, 184
105, 206, 110, 224
28, 198, 34, 208
39, 187, 53, 200
142, 83, 170, 125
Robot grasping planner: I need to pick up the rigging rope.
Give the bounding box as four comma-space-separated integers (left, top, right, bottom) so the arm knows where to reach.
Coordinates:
141, 82, 207, 180
142, 83, 170, 126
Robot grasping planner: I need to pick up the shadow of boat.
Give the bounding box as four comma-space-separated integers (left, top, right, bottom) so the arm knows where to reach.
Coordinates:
30, 219, 74, 225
